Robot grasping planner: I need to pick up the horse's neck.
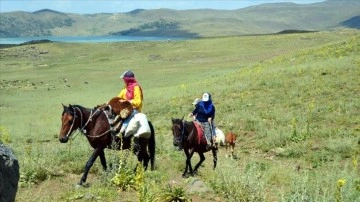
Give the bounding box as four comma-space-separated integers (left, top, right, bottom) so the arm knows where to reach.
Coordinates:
83, 108, 109, 132
184, 121, 194, 136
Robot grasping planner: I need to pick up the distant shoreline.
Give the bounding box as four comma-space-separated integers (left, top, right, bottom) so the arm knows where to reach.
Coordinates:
0, 35, 189, 45
0, 29, 320, 46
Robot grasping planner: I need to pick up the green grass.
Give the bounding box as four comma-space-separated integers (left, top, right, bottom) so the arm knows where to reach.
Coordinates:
1, 29, 359, 201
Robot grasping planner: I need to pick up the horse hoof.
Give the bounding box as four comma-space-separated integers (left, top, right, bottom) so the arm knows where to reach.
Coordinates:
75, 183, 82, 189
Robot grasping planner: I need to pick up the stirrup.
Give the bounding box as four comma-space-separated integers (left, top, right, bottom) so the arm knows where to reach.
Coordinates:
110, 127, 119, 137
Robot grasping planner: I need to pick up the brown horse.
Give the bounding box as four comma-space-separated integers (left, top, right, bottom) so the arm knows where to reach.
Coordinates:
59, 104, 155, 185
225, 132, 237, 158
171, 118, 217, 177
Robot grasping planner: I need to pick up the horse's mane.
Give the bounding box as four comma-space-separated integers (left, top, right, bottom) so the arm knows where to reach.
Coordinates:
62, 104, 93, 116
71, 105, 94, 112
172, 118, 182, 123
172, 117, 185, 124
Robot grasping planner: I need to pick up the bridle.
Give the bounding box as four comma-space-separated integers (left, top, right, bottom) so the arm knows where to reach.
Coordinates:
173, 120, 186, 145
64, 106, 109, 139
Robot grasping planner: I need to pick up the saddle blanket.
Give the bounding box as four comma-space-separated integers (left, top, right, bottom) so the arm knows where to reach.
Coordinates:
193, 121, 207, 145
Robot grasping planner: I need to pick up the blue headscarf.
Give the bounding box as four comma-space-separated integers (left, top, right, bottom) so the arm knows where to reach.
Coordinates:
199, 93, 213, 114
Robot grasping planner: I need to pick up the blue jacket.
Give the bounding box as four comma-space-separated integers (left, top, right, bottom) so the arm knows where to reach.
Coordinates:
192, 101, 215, 122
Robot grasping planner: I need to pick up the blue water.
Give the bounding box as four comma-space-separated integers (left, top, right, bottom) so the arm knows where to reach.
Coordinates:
0, 35, 187, 44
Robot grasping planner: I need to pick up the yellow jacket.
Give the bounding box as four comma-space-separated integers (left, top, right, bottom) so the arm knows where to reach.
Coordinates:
118, 85, 143, 112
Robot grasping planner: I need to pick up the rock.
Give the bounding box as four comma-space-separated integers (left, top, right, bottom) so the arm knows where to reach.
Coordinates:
0, 143, 20, 202
186, 178, 211, 194
269, 147, 286, 156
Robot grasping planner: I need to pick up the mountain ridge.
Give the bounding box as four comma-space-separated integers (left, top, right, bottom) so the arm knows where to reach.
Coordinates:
0, 0, 359, 38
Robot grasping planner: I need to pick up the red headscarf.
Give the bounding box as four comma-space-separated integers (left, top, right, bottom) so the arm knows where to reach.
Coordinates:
123, 77, 143, 100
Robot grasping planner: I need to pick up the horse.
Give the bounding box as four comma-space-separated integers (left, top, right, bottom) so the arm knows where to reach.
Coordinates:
225, 132, 237, 158
59, 104, 156, 185
171, 118, 218, 177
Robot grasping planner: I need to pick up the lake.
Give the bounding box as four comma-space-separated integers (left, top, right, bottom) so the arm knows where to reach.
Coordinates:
0, 35, 188, 44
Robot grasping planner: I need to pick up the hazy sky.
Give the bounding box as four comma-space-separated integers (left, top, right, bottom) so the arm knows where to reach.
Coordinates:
0, 0, 326, 14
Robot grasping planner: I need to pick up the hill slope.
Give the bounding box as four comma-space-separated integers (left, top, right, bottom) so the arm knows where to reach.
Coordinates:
0, 29, 359, 202
0, 0, 359, 38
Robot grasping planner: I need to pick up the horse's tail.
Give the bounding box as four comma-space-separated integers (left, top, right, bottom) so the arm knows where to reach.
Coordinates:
148, 121, 156, 170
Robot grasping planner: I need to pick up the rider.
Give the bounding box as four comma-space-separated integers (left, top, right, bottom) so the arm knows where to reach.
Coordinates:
189, 93, 216, 149
115, 70, 150, 155
115, 70, 144, 133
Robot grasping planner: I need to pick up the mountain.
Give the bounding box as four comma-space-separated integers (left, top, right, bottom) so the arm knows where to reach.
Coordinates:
0, 0, 359, 38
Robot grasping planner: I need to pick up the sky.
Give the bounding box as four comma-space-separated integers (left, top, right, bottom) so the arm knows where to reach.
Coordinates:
0, 0, 326, 14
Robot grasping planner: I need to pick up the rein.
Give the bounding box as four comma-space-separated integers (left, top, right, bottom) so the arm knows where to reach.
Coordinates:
66, 106, 110, 139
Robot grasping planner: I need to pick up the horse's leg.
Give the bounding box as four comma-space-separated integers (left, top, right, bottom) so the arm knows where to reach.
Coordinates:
132, 137, 141, 172
79, 148, 101, 185
225, 142, 229, 157
187, 149, 196, 176
141, 152, 149, 170
182, 149, 189, 177
231, 143, 235, 158
148, 121, 156, 170
137, 138, 150, 170
132, 137, 149, 171
182, 149, 194, 177
142, 150, 150, 170
193, 152, 205, 174
212, 147, 218, 170
99, 149, 107, 171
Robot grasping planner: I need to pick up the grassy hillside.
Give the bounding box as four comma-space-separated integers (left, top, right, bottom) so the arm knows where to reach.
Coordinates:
0, 29, 359, 201
1, 0, 359, 38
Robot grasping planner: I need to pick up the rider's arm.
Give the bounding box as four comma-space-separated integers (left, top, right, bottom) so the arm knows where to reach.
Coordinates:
130, 86, 142, 109
118, 88, 126, 99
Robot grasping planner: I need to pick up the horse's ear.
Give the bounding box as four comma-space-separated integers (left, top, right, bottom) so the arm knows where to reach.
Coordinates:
181, 116, 184, 121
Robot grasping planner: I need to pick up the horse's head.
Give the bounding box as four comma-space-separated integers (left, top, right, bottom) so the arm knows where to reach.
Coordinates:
171, 117, 184, 149
59, 104, 81, 143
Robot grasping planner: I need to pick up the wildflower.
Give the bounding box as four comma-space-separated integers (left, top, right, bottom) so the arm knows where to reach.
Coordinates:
337, 179, 346, 188
352, 154, 358, 169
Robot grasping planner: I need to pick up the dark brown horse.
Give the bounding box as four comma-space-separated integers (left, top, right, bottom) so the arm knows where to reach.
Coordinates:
59, 104, 155, 185
171, 118, 217, 177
